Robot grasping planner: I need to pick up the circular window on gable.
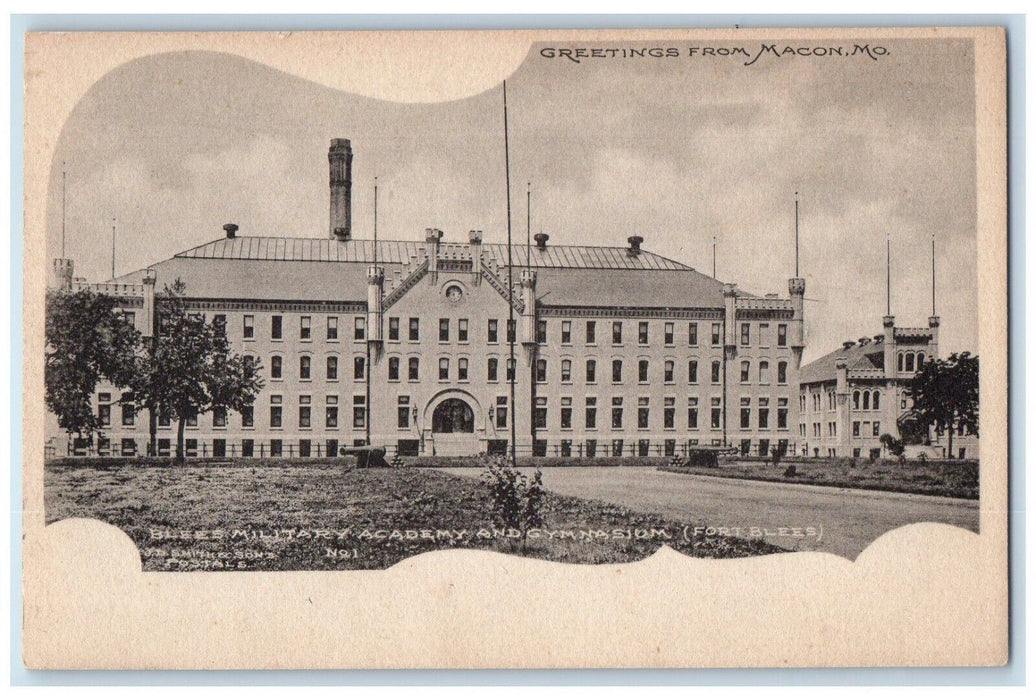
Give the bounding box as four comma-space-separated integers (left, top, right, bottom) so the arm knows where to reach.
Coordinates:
444, 284, 464, 303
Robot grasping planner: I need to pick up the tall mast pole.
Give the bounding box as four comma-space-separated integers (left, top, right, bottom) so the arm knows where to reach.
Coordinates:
794, 192, 800, 277
712, 236, 716, 278
526, 183, 531, 273
886, 233, 891, 316
111, 218, 116, 279
366, 177, 377, 447
931, 232, 936, 316
61, 165, 67, 258
503, 81, 517, 467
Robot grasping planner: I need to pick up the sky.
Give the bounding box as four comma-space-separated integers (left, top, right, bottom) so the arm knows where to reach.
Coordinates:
46, 38, 977, 364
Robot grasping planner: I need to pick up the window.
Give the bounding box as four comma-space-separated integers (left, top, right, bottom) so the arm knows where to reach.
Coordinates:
298, 440, 311, 458
759, 323, 770, 347
458, 358, 469, 381
213, 407, 227, 428
917, 353, 926, 367
664, 322, 674, 345
586, 359, 597, 383
271, 355, 282, 379
326, 356, 338, 380
897, 353, 904, 372
388, 317, 399, 341
664, 360, 675, 383
863, 391, 871, 410
458, 319, 469, 342
270, 440, 282, 457
740, 399, 751, 429
299, 398, 311, 429
439, 318, 450, 342
272, 315, 282, 340
853, 391, 861, 410
98, 393, 112, 427
759, 360, 770, 384
534, 397, 547, 429
873, 421, 881, 437
408, 357, 420, 381
211, 314, 225, 332
612, 321, 623, 345
778, 361, 788, 385
711, 360, 721, 384
586, 321, 596, 345
612, 359, 623, 383
506, 320, 516, 343
327, 316, 338, 340
506, 358, 516, 381
354, 317, 366, 341
388, 356, 400, 381
496, 396, 508, 429
300, 316, 311, 340
300, 355, 312, 380
408, 317, 419, 341
611, 397, 624, 429
638, 321, 649, 345
585, 397, 597, 429
270, 401, 283, 429
536, 319, 547, 344
777, 324, 787, 347
488, 319, 498, 343
186, 406, 198, 427
353, 395, 366, 429
397, 396, 410, 429
740, 323, 750, 346
873, 391, 881, 410
241, 405, 254, 428
561, 359, 572, 383
561, 321, 572, 344
664, 397, 675, 429
353, 356, 365, 380
689, 322, 699, 347
638, 397, 650, 429
758, 400, 769, 429
905, 353, 915, 372
121, 438, 137, 457
777, 398, 788, 429
586, 439, 597, 458
740, 360, 750, 383
121, 392, 135, 426
536, 358, 547, 383
711, 398, 722, 429
326, 398, 338, 428
711, 323, 721, 346
487, 358, 499, 382
638, 359, 650, 383
243, 315, 255, 339
852, 421, 861, 437
688, 398, 699, 429
439, 358, 449, 381
612, 439, 624, 457
560, 397, 573, 429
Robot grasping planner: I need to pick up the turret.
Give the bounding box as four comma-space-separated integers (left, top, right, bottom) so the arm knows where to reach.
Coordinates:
788, 277, 806, 367
520, 268, 537, 345
141, 269, 157, 337
367, 266, 384, 343
469, 230, 483, 284
883, 315, 896, 379
49, 258, 73, 291
928, 315, 940, 360
425, 228, 442, 283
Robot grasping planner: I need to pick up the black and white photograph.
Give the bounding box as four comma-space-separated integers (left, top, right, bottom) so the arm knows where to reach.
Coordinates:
21, 27, 1008, 668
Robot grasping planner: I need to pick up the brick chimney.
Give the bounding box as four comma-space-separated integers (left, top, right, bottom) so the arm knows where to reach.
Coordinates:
329, 138, 353, 241
223, 223, 238, 239
627, 235, 644, 255
534, 233, 549, 250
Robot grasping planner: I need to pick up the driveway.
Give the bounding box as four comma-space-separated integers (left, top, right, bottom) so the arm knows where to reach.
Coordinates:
439, 466, 979, 559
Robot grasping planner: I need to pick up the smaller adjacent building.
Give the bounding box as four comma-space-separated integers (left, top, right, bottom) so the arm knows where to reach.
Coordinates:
798, 314, 977, 460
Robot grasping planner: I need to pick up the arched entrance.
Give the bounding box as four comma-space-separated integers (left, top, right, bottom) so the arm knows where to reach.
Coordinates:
427, 394, 481, 457
432, 398, 475, 433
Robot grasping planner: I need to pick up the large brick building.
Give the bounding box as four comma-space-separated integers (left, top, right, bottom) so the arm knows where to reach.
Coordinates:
45, 139, 808, 460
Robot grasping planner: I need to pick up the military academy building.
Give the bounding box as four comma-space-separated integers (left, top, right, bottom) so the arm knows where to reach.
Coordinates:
45, 139, 808, 460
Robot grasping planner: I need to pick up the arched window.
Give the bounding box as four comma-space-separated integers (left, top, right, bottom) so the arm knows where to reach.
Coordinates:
897, 352, 904, 372
905, 353, 915, 372
853, 390, 861, 410
873, 391, 881, 410
862, 391, 870, 410
917, 353, 926, 367
758, 360, 770, 384
561, 359, 572, 382
326, 355, 338, 380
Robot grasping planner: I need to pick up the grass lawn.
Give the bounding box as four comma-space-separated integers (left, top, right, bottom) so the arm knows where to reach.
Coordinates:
662, 458, 978, 500
45, 460, 783, 571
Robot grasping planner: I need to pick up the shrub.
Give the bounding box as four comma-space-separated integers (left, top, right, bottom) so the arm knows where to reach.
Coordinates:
480, 455, 544, 552
879, 433, 905, 457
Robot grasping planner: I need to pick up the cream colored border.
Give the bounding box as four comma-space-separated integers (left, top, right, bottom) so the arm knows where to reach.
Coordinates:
22, 28, 1007, 669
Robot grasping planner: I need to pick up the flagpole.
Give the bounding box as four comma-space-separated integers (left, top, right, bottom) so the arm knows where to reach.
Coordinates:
503, 81, 517, 467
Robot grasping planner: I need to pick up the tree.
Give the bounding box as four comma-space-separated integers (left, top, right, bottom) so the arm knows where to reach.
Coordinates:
906, 352, 979, 458
45, 288, 140, 438
129, 280, 263, 462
